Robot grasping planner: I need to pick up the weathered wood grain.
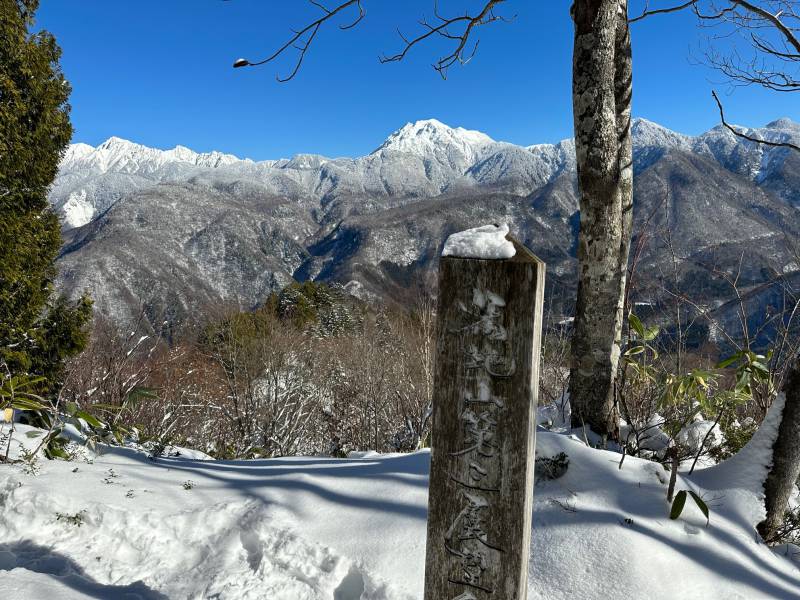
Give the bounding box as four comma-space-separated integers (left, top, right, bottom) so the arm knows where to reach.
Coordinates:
424, 237, 545, 600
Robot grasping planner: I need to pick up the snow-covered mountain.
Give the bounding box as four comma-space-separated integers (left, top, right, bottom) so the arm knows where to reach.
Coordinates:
50, 117, 800, 329
52, 116, 800, 231
373, 118, 497, 169
632, 117, 693, 150
51, 118, 571, 230
62, 136, 244, 173
53, 137, 250, 228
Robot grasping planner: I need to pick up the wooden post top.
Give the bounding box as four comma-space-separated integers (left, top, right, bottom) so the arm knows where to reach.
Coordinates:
441, 224, 544, 265
506, 235, 545, 265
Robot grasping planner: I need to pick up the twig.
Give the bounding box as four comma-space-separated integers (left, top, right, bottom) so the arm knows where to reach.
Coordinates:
618, 439, 628, 469
231, 0, 511, 81
380, 0, 512, 79
732, 0, 800, 55
549, 497, 578, 513
688, 406, 724, 475
666, 446, 680, 502
630, 0, 698, 24
3, 421, 15, 463
712, 89, 800, 151
233, 0, 365, 81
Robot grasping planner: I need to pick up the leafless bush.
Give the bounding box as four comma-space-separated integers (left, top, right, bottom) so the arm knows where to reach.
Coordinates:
61, 312, 162, 431
61, 289, 437, 459
538, 318, 572, 427
314, 308, 433, 455
203, 311, 323, 457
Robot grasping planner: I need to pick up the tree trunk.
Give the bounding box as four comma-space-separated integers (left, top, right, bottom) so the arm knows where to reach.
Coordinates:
758, 356, 800, 544
569, 0, 633, 440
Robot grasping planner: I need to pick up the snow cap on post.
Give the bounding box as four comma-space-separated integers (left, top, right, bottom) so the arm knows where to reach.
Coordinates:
442, 223, 516, 260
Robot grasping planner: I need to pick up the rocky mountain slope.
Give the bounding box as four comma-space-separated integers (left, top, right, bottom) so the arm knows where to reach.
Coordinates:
51, 118, 800, 335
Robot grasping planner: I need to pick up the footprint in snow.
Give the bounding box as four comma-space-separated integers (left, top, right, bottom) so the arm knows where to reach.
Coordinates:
334, 565, 366, 600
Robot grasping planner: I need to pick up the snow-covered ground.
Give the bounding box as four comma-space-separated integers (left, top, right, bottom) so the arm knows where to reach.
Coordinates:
1, 413, 799, 599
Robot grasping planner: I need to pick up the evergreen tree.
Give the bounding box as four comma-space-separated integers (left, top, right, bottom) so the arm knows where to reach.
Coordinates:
0, 0, 91, 392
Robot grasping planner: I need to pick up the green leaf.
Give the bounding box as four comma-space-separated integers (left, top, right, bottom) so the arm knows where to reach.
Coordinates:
716, 355, 738, 369
629, 313, 645, 338
735, 371, 751, 391
625, 345, 645, 356
75, 410, 103, 429
751, 361, 770, 375
45, 445, 70, 460
688, 491, 710, 525
18, 391, 46, 402
11, 398, 46, 411
15, 376, 46, 390
670, 490, 688, 520
644, 325, 659, 341
127, 387, 158, 402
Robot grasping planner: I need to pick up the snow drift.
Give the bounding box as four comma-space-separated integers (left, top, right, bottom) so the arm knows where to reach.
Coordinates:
2, 416, 799, 599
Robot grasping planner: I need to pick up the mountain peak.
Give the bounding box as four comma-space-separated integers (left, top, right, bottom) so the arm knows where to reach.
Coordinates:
62, 142, 95, 162
765, 117, 798, 130
631, 118, 692, 149
631, 117, 666, 130
165, 144, 200, 163
404, 118, 448, 130
60, 137, 244, 174
373, 118, 496, 167
98, 136, 137, 149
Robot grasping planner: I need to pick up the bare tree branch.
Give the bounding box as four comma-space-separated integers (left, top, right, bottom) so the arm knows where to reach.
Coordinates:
693, 1, 739, 21
732, 0, 800, 54
232, 0, 365, 82
379, 0, 513, 79
711, 89, 800, 150
232, 0, 511, 81
629, 0, 699, 24
751, 33, 800, 60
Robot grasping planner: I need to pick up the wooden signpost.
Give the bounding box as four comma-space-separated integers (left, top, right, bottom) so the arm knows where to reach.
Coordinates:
424, 233, 545, 600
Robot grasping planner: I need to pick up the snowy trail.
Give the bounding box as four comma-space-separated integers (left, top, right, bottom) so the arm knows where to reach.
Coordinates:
0, 439, 425, 599
2, 425, 800, 599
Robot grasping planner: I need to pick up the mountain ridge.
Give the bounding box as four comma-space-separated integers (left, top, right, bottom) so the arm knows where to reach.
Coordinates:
55, 116, 800, 230
51, 116, 800, 332
62, 115, 799, 174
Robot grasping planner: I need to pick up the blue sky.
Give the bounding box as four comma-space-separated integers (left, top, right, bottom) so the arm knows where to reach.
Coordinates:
37, 1, 800, 160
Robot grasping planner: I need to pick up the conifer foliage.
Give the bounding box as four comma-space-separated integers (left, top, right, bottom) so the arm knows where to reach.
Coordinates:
0, 0, 91, 391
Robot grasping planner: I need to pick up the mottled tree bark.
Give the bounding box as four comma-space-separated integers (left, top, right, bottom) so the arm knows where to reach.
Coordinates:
758, 357, 800, 544
569, 0, 633, 439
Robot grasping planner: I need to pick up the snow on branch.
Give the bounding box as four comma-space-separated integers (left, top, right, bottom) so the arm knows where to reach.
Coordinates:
232, 0, 366, 82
